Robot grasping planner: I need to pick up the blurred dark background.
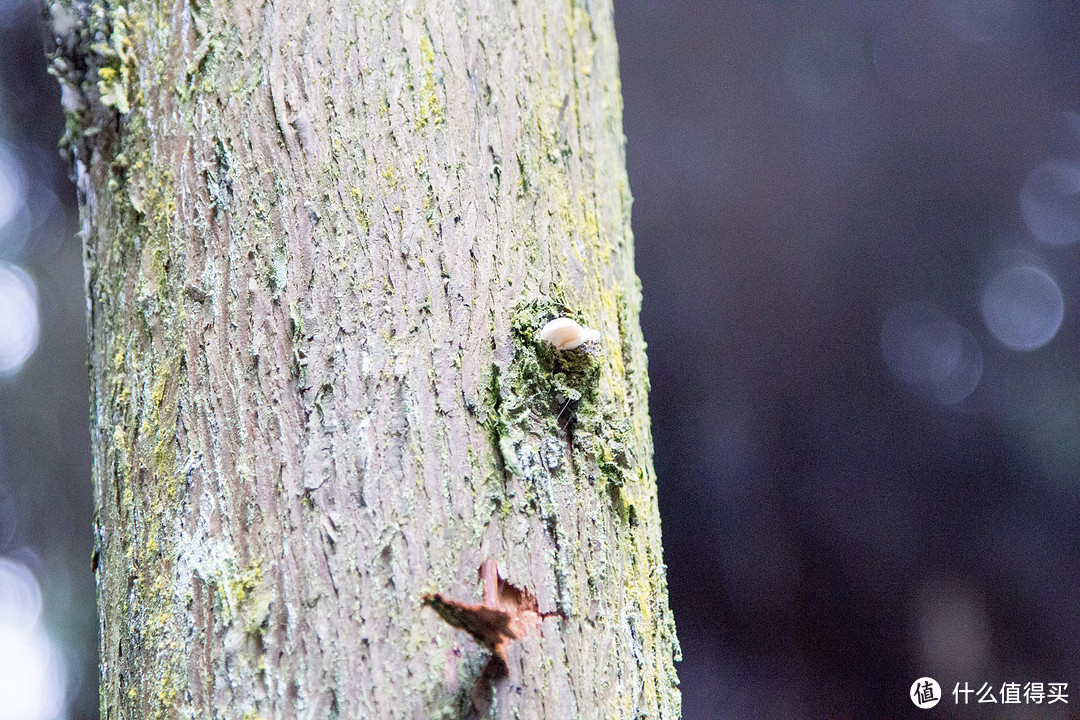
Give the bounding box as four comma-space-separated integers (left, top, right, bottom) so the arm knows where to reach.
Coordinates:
620, 3, 1080, 718
3, 2, 1080, 718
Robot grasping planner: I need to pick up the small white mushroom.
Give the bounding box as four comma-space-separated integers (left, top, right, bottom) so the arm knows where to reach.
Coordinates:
539, 317, 601, 351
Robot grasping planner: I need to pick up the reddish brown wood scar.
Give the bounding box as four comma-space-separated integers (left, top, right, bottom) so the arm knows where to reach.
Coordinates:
423, 558, 559, 676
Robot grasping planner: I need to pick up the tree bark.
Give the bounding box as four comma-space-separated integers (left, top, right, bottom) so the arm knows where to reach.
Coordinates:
50, 0, 680, 717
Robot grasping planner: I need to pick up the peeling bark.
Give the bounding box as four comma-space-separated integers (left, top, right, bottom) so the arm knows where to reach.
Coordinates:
48, 0, 680, 717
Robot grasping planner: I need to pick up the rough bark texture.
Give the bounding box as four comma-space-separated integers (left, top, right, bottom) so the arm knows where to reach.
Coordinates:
50, 0, 680, 717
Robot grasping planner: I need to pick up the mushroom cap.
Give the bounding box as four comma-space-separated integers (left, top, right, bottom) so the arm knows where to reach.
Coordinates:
539, 317, 601, 350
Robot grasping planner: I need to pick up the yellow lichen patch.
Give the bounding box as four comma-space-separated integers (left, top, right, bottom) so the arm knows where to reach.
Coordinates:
414, 34, 444, 129
92, 3, 139, 115
229, 561, 263, 608
582, 203, 614, 265
145, 355, 182, 485
382, 163, 399, 189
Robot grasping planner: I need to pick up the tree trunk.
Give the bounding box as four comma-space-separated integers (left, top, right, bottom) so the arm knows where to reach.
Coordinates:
50, 0, 680, 717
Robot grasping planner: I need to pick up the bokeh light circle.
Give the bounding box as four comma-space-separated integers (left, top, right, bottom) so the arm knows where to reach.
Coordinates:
0, 558, 42, 629
881, 304, 983, 405
941, 0, 1016, 43
0, 624, 65, 720
0, 558, 64, 720
0, 144, 26, 232
981, 265, 1064, 351
0, 262, 39, 376
1020, 160, 1080, 246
